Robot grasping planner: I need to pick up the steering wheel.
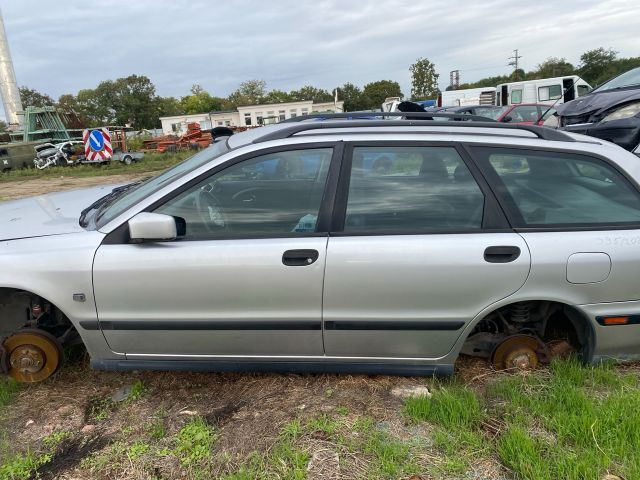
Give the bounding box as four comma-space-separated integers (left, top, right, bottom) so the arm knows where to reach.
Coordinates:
195, 188, 227, 233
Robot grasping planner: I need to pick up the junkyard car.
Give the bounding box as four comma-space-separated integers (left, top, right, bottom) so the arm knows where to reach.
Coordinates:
557, 66, 640, 155
2, 115, 640, 382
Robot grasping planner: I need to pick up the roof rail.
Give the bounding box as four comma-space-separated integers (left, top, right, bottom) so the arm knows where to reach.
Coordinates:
254, 119, 577, 144
281, 112, 493, 123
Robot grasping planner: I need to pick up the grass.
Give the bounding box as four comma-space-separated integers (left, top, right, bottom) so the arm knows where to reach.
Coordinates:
0, 151, 192, 182
174, 416, 217, 469
403, 358, 640, 479
0, 378, 20, 407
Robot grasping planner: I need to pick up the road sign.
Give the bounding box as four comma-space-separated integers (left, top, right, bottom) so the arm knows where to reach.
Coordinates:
83, 128, 113, 161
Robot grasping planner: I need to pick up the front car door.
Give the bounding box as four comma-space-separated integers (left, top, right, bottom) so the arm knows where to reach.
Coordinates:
322, 143, 531, 359
92, 145, 337, 358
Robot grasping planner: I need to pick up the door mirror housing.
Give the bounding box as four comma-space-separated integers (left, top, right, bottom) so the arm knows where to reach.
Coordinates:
502, 115, 513, 123
128, 212, 177, 242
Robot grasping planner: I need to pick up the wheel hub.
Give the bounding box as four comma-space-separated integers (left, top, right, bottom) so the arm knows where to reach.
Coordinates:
9, 344, 45, 374
2, 330, 63, 383
491, 334, 544, 370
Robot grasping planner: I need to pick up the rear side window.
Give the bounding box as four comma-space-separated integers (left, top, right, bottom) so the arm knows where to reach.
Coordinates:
343, 146, 485, 232
472, 147, 640, 227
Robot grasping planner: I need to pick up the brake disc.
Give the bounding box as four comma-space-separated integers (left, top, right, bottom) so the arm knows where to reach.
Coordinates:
491, 334, 546, 370
3, 329, 63, 383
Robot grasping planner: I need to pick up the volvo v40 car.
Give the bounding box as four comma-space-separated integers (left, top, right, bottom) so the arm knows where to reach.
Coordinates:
2, 114, 640, 382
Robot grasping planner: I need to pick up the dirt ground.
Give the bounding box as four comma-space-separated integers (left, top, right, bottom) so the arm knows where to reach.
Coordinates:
0, 173, 146, 200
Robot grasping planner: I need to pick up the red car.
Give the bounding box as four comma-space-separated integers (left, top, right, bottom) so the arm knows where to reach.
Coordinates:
442, 104, 556, 125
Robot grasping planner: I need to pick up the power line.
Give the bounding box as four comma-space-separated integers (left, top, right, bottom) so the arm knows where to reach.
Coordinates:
508, 49, 522, 80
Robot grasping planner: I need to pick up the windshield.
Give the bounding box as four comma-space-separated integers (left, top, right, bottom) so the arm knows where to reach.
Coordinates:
592, 67, 640, 93
95, 140, 230, 228
475, 106, 509, 120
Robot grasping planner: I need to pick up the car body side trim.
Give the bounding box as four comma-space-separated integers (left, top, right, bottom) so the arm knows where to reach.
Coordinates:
93, 320, 322, 331
323, 320, 465, 331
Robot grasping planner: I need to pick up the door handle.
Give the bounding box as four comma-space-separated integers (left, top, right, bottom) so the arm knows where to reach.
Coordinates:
282, 249, 319, 266
484, 246, 521, 263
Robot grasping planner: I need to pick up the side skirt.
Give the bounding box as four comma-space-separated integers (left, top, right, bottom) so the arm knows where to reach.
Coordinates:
91, 358, 454, 377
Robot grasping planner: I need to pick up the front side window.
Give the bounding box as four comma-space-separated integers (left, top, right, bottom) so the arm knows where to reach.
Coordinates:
577, 84, 591, 97
343, 146, 485, 232
155, 148, 333, 238
473, 147, 640, 227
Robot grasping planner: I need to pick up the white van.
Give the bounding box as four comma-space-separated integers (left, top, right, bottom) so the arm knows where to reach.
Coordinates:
496, 76, 591, 106
437, 87, 497, 107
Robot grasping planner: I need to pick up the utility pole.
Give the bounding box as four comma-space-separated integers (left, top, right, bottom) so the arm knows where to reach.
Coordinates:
449, 70, 460, 90
508, 49, 522, 80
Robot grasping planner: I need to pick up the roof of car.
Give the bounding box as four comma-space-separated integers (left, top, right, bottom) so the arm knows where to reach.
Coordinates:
225, 112, 581, 150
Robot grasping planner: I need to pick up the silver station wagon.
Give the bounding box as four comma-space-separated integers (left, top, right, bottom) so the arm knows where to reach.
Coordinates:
2, 113, 640, 383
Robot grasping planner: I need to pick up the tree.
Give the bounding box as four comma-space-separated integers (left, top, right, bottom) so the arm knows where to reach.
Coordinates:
362, 80, 402, 109
262, 89, 294, 104
157, 96, 185, 118
228, 79, 267, 106
409, 58, 439, 100
18, 87, 55, 107
532, 57, 575, 79
338, 82, 366, 111
289, 85, 333, 103
180, 91, 226, 114
579, 48, 618, 85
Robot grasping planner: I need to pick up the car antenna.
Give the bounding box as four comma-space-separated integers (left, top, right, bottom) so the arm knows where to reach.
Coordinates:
536, 78, 577, 125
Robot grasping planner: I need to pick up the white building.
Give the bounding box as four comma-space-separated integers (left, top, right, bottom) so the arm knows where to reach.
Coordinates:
160, 100, 344, 136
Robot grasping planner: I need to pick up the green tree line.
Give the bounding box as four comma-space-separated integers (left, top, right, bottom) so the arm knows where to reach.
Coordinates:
453, 48, 640, 90
14, 47, 639, 130
18, 77, 403, 129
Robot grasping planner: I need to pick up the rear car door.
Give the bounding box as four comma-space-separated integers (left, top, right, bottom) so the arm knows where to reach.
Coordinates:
322, 143, 531, 359
93, 145, 337, 357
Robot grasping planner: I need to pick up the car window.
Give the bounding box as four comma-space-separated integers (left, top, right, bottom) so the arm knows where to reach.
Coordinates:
511, 89, 523, 104
155, 148, 332, 238
472, 147, 640, 227
344, 146, 485, 232
538, 84, 562, 101
541, 107, 556, 120
510, 106, 539, 122
577, 84, 591, 97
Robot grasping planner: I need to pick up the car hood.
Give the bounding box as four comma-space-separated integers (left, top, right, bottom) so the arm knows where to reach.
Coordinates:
556, 88, 640, 117
0, 184, 120, 241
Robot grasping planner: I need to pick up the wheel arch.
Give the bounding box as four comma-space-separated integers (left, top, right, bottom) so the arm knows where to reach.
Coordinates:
452, 296, 597, 362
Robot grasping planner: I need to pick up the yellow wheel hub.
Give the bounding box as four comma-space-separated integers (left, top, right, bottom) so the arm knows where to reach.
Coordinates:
3, 330, 62, 383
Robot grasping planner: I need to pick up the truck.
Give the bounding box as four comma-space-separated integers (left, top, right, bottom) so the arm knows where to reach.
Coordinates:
0, 142, 39, 172
496, 75, 592, 106
437, 87, 497, 107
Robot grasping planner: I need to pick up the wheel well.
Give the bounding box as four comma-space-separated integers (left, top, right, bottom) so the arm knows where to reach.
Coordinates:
462, 300, 595, 362
0, 287, 78, 345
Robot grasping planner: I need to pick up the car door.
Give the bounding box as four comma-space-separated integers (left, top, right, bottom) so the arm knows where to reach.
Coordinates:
92, 145, 337, 357
322, 143, 531, 359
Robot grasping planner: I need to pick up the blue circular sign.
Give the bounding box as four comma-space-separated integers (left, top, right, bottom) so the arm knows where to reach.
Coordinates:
89, 130, 105, 151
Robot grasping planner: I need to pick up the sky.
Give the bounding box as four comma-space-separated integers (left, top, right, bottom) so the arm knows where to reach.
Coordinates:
2, 0, 640, 120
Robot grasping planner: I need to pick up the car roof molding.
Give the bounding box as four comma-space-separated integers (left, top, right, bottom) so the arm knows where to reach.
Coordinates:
255, 118, 577, 144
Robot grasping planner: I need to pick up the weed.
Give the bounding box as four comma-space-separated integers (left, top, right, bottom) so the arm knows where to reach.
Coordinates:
148, 417, 166, 440
42, 431, 71, 450
127, 441, 150, 460
127, 380, 145, 402
335, 406, 349, 416
0, 449, 43, 480
174, 417, 216, 468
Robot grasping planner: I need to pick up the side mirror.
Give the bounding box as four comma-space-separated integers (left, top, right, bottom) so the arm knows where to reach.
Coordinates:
502, 115, 513, 123
128, 212, 177, 242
